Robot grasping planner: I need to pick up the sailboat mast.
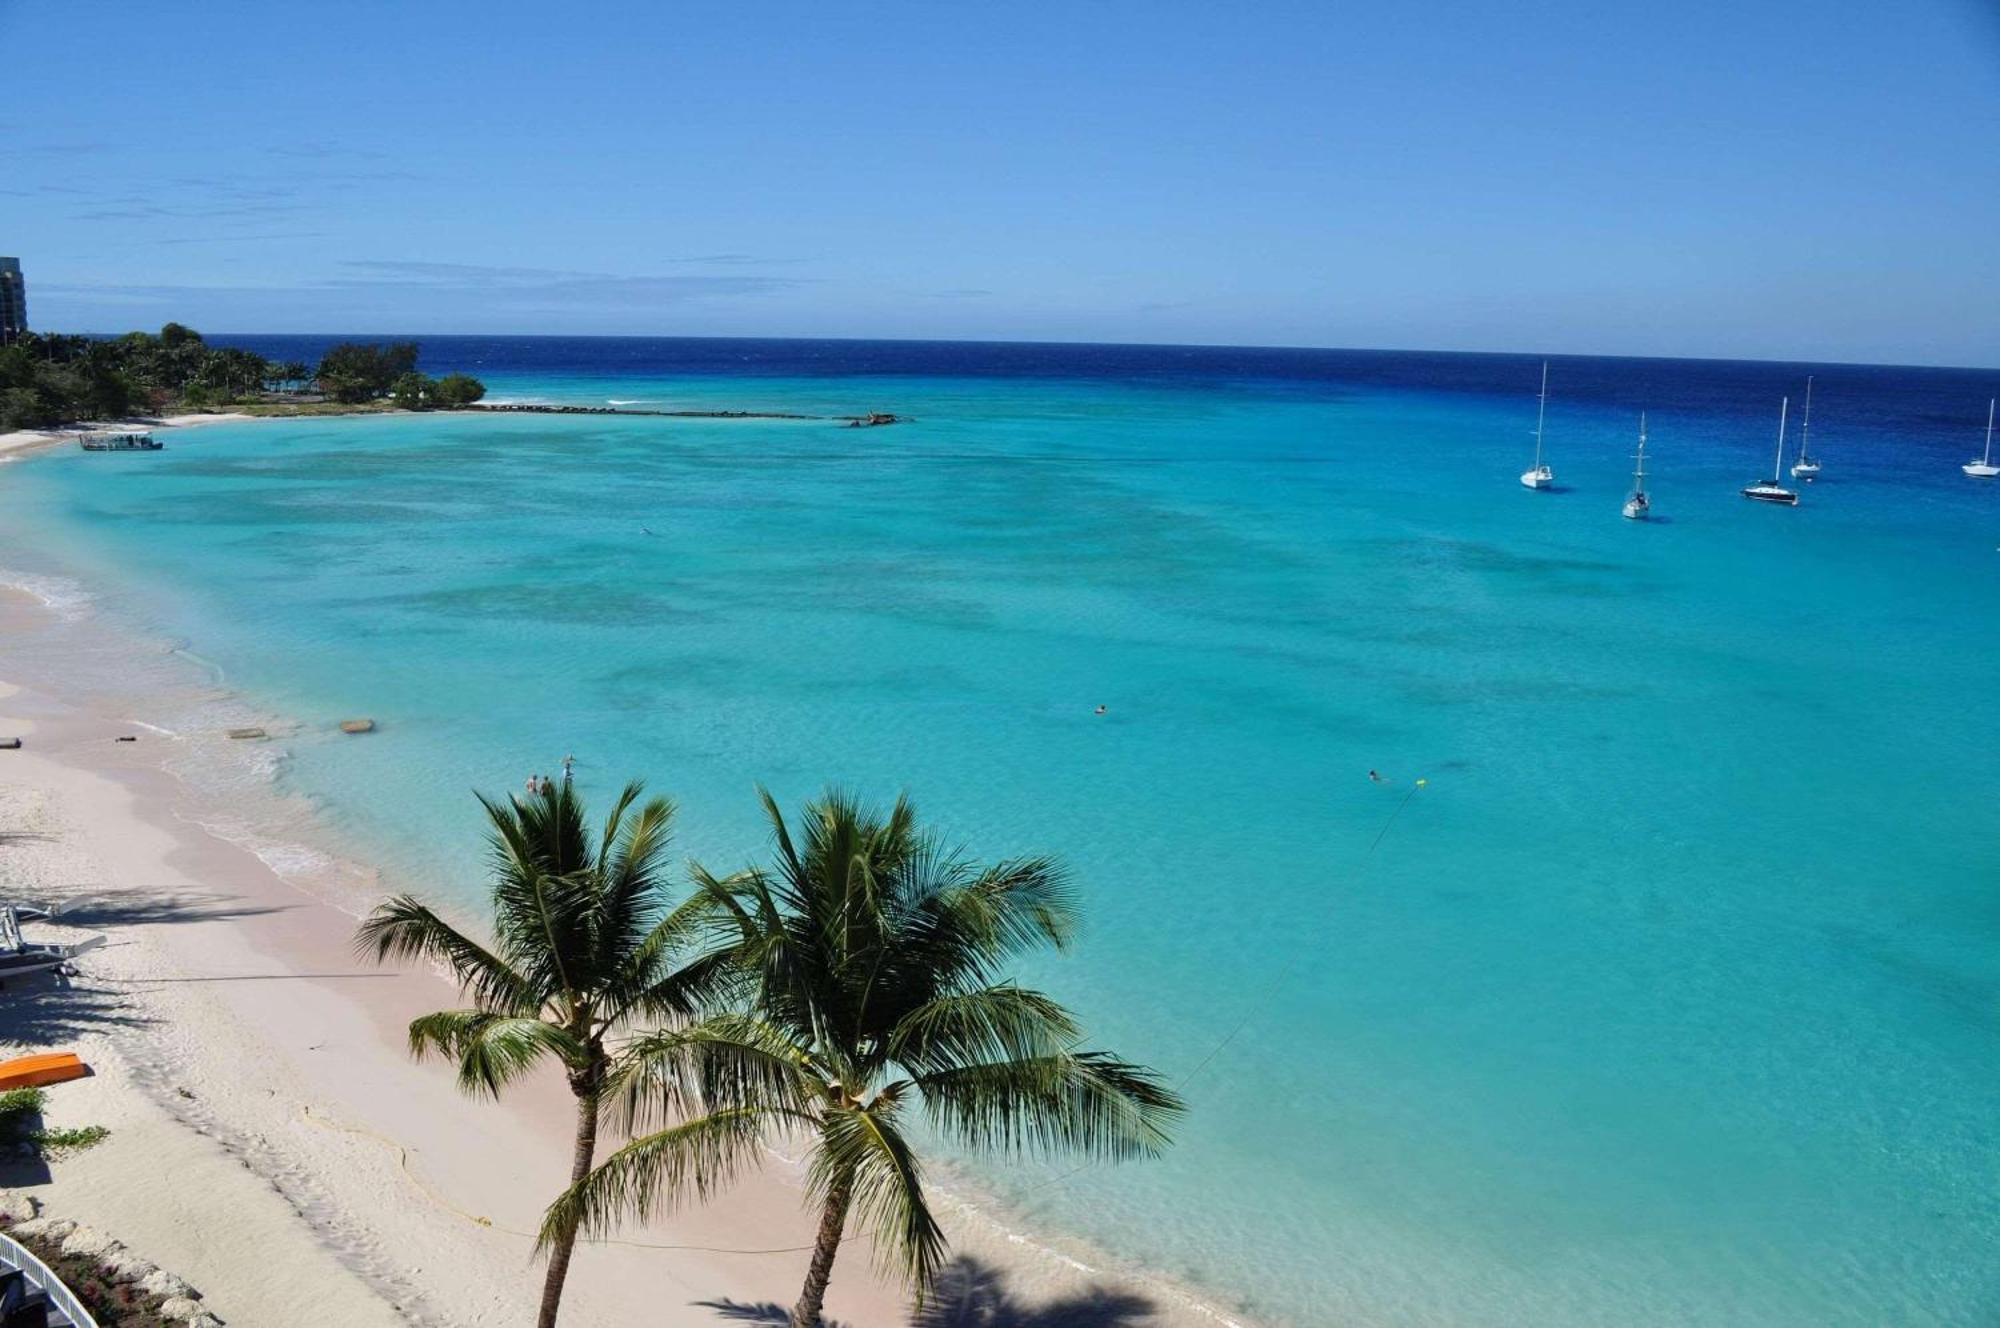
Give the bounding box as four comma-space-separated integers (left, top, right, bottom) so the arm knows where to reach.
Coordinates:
1799, 376, 1813, 460
1533, 361, 1548, 468
1986, 398, 1995, 467
1635, 412, 1647, 487
1774, 397, 1789, 480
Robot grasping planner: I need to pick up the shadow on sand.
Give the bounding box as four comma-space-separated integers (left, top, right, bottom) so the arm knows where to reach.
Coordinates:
0, 966, 151, 1045
0, 890, 292, 1042
697, 1254, 1156, 1328
41, 888, 290, 932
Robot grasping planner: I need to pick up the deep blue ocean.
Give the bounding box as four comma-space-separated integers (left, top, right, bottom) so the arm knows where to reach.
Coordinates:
3, 336, 1996, 1326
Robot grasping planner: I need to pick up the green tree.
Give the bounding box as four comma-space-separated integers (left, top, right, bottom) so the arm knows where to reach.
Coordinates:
547, 790, 1183, 1328
390, 371, 435, 410
432, 372, 487, 407
357, 781, 730, 1328
267, 360, 312, 393
158, 321, 204, 349
316, 341, 422, 403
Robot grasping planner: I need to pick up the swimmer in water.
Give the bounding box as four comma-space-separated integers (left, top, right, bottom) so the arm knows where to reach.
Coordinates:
1368, 769, 1383, 782
1094, 704, 1107, 716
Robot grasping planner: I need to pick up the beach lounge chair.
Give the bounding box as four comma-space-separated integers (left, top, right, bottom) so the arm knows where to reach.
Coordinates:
0, 908, 104, 989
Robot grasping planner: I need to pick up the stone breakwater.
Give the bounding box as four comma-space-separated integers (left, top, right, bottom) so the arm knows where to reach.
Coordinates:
2, 1209, 223, 1327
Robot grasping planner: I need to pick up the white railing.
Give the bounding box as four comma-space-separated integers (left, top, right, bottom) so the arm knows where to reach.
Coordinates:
0, 1230, 99, 1328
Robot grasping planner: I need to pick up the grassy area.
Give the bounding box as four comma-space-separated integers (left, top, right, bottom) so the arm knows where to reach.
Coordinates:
233, 400, 407, 418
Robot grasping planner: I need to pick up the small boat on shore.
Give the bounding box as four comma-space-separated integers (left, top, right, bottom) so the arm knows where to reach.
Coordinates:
1623, 415, 1651, 520
77, 429, 161, 452
1965, 399, 1998, 479
1520, 362, 1554, 490
1743, 398, 1800, 506
1790, 376, 1821, 479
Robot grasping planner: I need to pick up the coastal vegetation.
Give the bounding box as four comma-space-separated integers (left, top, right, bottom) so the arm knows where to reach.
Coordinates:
0, 323, 483, 430
551, 789, 1182, 1328
0, 1085, 109, 1159
356, 781, 728, 1328
360, 785, 1181, 1327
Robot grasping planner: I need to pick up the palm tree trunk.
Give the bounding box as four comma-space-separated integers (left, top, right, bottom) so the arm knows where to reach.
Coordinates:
790, 1169, 855, 1328
535, 1086, 600, 1328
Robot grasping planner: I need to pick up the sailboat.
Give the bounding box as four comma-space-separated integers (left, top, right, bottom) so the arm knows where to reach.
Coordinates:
1742, 398, 1800, 505
1519, 361, 1554, 490
1623, 414, 1651, 519
1964, 399, 1998, 478
1790, 375, 1821, 479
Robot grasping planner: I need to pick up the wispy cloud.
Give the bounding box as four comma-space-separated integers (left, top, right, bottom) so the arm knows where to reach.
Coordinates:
69, 202, 307, 223
1, 140, 114, 156
262, 141, 386, 161
38, 258, 810, 323
924, 288, 995, 299
155, 231, 331, 247
663, 253, 810, 266
327, 260, 806, 307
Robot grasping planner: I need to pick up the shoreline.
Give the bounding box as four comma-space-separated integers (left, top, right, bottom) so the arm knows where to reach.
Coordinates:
0, 533, 1260, 1325
0, 402, 903, 462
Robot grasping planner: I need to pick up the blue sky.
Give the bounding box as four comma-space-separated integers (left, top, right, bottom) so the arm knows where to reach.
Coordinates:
4, 0, 1996, 364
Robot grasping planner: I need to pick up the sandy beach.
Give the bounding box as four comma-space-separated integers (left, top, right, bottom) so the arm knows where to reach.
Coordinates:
0, 574, 1249, 1327
0, 414, 257, 461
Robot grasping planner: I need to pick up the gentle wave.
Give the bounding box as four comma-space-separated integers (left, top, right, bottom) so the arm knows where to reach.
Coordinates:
0, 567, 96, 622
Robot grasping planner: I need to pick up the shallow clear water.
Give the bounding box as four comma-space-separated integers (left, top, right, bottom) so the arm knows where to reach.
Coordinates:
3, 341, 1996, 1325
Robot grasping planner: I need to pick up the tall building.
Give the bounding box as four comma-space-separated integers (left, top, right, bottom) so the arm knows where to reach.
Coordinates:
0, 258, 24, 343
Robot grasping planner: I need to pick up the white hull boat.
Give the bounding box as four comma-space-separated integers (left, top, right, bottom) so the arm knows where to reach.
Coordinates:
1623, 415, 1651, 519
1790, 376, 1821, 479
1965, 399, 1998, 478
1520, 362, 1554, 489
1743, 398, 1799, 506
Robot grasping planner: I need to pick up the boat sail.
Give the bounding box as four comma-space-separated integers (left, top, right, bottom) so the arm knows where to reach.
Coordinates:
1965, 399, 1998, 478
1790, 376, 1821, 479
1623, 414, 1651, 520
1742, 398, 1799, 506
1520, 361, 1554, 490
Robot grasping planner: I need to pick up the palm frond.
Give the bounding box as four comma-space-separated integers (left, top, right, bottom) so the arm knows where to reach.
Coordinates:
812, 1095, 947, 1293
885, 985, 1080, 1073
354, 894, 536, 1011
608, 1015, 819, 1131
539, 1106, 789, 1249
914, 1050, 1183, 1161
407, 1010, 588, 1097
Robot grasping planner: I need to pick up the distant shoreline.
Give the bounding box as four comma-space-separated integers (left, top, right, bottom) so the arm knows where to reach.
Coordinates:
0, 402, 906, 460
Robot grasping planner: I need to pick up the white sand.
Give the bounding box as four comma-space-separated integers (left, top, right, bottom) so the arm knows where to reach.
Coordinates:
0, 593, 1253, 1326
0, 414, 256, 459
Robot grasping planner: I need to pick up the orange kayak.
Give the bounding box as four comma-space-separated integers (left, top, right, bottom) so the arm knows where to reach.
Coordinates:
0, 1053, 89, 1091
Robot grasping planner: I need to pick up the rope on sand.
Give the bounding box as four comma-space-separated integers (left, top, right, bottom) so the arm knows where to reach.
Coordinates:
299, 1105, 811, 1256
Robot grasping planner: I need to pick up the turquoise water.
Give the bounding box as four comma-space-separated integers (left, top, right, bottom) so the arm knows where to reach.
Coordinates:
3, 351, 1996, 1325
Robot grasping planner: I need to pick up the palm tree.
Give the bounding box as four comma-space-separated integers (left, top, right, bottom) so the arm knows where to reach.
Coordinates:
356, 780, 728, 1328
545, 789, 1184, 1328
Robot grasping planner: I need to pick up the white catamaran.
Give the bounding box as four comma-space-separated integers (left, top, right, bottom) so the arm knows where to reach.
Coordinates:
1790, 375, 1821, 479
1623, 414, 1651, 520
1742, 398, 1799, 506
1965, 399, 1998, 479
1520, 361, 1554, 490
